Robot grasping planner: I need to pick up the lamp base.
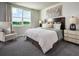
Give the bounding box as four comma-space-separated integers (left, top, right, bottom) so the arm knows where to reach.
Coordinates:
40, 24, 42, 27
70, 24, 76, 30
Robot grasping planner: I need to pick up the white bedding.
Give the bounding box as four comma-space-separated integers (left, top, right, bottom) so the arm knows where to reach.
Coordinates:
26, 28, 58, 54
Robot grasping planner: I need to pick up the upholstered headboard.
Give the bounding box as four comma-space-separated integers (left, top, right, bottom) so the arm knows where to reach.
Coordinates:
53, 17, 65, 30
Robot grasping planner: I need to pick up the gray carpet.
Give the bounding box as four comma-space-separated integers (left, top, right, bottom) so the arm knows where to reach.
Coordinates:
0, 37, 79, 56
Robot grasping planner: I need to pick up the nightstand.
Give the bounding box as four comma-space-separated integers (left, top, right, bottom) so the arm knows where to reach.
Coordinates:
64, 30, 79, 44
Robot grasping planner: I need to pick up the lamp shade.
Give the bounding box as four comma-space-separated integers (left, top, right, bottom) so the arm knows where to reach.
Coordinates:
69, 16, 77, 24
39, 20, 42, 24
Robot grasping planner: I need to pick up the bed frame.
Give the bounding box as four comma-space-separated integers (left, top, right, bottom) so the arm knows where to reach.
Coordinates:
26, 17, 65, 54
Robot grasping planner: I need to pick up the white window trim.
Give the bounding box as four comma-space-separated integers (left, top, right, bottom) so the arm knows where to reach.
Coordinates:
12, 7, 31, 25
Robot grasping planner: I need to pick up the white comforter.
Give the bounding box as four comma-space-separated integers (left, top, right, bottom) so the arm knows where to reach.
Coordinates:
26, 28, 58, 54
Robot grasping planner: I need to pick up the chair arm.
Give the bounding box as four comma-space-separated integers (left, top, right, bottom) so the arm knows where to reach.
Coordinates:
0, 32, 5, 42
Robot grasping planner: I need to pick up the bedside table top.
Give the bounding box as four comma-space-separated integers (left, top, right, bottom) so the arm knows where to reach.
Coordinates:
64, 29, 79, 31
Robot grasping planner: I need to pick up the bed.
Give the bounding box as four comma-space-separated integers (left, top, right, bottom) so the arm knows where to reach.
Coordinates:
25, 17, 65, 54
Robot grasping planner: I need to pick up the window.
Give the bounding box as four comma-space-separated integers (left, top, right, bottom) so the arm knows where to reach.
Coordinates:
12, 7, 31, 27
23, 10, 31, 25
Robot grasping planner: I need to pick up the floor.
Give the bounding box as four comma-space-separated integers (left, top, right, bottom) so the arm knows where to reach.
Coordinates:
0, 37, 79, 56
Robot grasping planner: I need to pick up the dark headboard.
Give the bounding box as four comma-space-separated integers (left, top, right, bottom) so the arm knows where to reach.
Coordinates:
53, 17, 65, 30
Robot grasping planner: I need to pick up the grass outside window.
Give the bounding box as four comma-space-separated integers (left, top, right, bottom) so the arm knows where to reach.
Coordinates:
12, 21, 31, 27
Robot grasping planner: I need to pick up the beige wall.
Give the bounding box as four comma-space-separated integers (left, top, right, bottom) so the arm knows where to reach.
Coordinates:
62, 2, 79, 29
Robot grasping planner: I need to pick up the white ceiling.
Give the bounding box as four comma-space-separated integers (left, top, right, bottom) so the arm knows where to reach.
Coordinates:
11, 2, 59, 10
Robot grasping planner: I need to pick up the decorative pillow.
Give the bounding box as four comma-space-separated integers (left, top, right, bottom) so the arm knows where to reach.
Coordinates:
47, 22, 53, 28
42, 23, 47, 28
54, 23, 61, 30
2, 28, 11, 34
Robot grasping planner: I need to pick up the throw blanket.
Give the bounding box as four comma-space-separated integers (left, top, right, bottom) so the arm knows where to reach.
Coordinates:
26, 28, 58, 54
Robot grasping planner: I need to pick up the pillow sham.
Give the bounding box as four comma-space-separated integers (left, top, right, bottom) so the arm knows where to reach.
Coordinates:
54, 23, 61, 30
42, 23, 48, 28
47, 22, 53, 28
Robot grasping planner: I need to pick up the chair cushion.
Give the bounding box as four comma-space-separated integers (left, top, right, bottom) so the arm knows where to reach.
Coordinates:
2, 28, 11, 34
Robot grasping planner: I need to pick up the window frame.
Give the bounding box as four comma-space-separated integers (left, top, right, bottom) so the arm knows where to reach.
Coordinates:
12, 7, 31, 26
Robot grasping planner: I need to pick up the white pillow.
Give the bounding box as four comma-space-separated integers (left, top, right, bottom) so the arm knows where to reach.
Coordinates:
42, 23, 47, 28
47, 23, 53, 28
54, 23, 61, 30
3, 28, 11, 34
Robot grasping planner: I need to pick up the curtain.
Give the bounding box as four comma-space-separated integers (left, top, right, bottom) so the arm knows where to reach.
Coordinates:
5, 3, 13, 32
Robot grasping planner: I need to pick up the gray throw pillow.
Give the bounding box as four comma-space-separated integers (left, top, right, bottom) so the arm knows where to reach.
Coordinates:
2, 28, 11, 34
